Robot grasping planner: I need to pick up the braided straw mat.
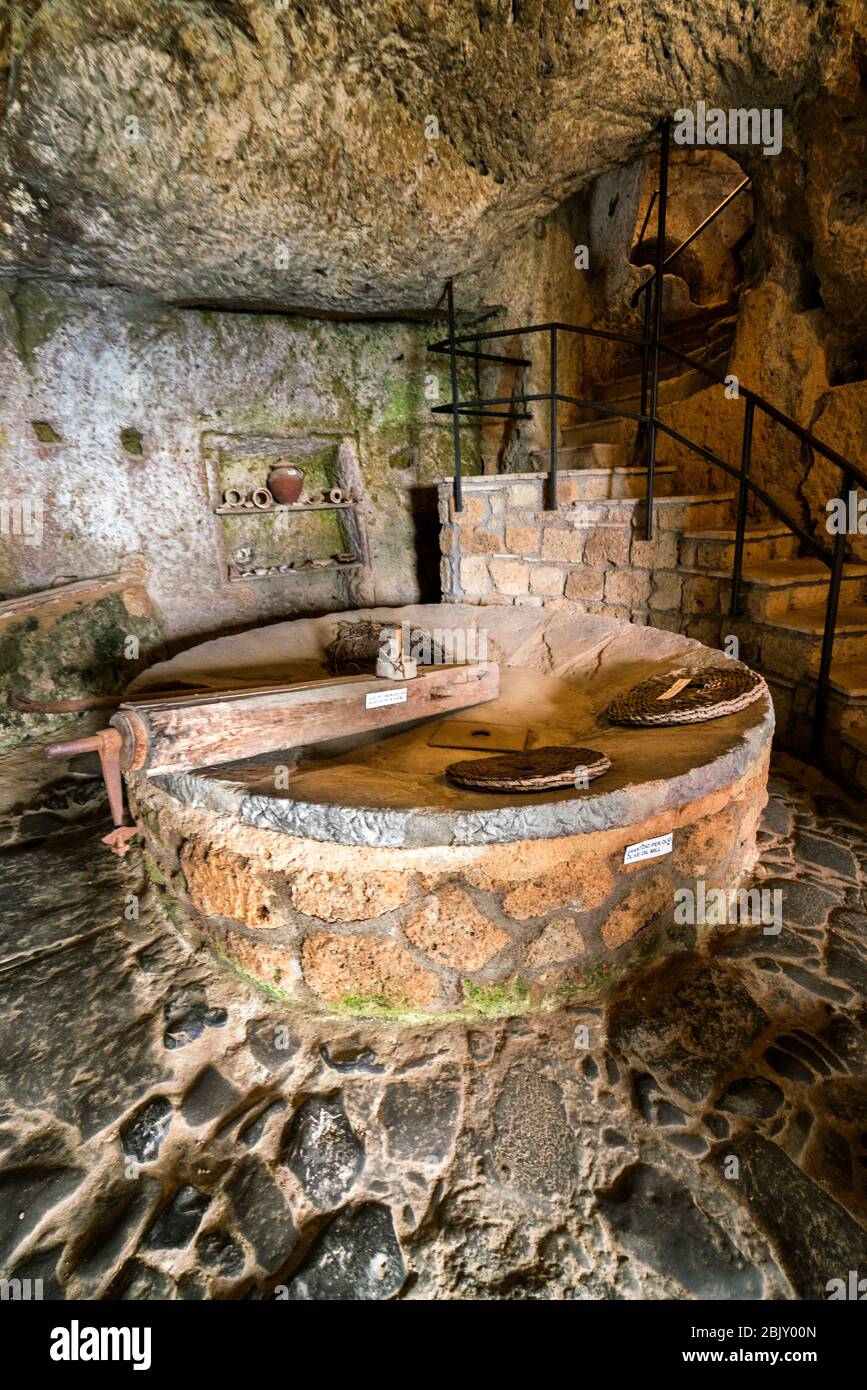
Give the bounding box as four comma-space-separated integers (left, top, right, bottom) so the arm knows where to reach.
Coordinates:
607, 665, 767, 727
445, 745, 612, 792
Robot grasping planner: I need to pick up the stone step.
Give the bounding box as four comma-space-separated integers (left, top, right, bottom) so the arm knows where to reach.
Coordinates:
530, 441, 626, 469
839, 723, 867, 792
828, 661, 867, 700
842, 723, 867, 756
595, 362, 687, 402
597, 331, 736, 401
738, 560, 867, 619
561, 417, 633, 448
652, 492, 735, 532
755, 604, 867, 677
679, 525, 799, 570
529, 462, 677, 499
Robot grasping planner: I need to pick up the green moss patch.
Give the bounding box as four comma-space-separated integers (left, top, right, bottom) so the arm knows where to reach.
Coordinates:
463, 976, 531, 1019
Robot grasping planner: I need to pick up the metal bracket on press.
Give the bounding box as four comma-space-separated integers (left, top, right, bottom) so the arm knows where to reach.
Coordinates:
45, 727, 138, 856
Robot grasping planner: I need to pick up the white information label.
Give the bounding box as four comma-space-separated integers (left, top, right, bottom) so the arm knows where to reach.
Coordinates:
623, 831, 673, 864
657, 676, 692, 702
366, 687, 408, 709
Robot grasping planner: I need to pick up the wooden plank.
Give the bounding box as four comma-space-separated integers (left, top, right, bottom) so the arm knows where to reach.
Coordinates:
427, 720, 528, 752
120, 663, 499, 775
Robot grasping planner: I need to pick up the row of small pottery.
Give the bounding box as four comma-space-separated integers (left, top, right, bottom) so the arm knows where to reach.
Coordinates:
229, 546, 357, 579
220, 464, 350, 510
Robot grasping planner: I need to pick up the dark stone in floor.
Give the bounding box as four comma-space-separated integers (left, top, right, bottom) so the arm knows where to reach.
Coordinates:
8, 1244, 66, 1299
717, 1077, 785, 1118
764, 1046, 816, 1086
16, 812, 67, 839
796, 832, 859, 882
826, 935, 867, 998
0, 1164, 84, 1265
110, 1258, 176, 1301
704, 1111, 730, 1138
817, 1078, 867, 1129
181, 1067, 243, 1127
121, 1097, 173, 1163
380, 1068, 460, 1162
227, 1158, 296, 1274
761, 876, 841, 926
281, 1203, 405, 1301
238, 1099, 287, 1149
69, 1179, 162, 1287
281, 1094, 364, 1208
655, 1099, 689, 1126
163, 987, 227, 1049
487, 1068, 574, 1195
610, 957, 768, 1102
320, 1042, 383, 1073
761, 798, 794, 839
774, 1032, 833, 1077
710, 925, 817, 962
710, 1135, 867, 1299
196, 1230, 245, 1276
244, 1020, 297, 1072
778, 962, 853, 1003
667, 1132, 709, 1156
598, 1163, 763, 1299
141, 1185, 210, 1250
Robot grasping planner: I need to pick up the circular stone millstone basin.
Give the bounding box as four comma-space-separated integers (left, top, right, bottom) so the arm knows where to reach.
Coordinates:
127, 605, 773, 1021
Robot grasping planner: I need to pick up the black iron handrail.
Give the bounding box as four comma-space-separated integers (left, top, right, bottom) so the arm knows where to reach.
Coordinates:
428, 313, 861, 759
630, 174, 753, 308
430, 321, 867, 495
428, 121, 862, 761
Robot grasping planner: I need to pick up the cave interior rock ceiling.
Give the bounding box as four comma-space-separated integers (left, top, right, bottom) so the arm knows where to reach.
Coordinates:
0, 0, 865, 323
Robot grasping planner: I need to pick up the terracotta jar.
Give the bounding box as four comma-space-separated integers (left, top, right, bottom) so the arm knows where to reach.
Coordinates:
267, 463, 304, 505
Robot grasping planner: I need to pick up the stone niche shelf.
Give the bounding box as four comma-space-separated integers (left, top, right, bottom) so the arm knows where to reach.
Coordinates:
227, 561, 364, 584
215, 502, 357, 515
203, 429, 368, 587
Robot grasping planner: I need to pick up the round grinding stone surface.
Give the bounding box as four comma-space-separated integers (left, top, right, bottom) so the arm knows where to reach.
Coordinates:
128, 604, 775, 847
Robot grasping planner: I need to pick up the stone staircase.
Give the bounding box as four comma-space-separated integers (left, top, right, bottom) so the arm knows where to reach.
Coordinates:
439, 456, 867, 794
563, 302, 737, 449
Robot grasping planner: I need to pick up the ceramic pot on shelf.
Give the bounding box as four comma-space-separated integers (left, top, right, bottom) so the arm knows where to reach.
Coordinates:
267, 463, 304, 505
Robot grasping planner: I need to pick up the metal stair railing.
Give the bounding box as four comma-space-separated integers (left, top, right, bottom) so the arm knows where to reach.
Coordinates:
428, 120, 864, 761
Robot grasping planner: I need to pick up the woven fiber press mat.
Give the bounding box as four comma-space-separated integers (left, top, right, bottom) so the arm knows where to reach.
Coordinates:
606, 664, 767, 727
445, 745, 612, 792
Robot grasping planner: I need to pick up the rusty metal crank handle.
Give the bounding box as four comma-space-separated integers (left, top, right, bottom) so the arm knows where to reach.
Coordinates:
45, 728, 138, 855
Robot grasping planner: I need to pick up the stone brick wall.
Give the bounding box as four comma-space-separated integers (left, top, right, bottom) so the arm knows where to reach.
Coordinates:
131, 756, 769, 1021
438, 472, 731, 644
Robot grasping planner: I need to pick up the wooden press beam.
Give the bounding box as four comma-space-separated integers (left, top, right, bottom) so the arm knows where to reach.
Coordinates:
112, 663, 499, 775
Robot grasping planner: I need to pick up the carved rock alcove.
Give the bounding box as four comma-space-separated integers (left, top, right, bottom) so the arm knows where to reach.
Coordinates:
203, 432, 368, 591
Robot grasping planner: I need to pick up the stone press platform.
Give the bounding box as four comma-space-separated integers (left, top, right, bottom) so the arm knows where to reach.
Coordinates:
127, 605, 774, 1019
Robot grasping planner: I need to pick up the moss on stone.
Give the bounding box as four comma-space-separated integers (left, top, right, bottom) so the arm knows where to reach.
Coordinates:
0, 591, 164, 752
214, 948, 297, 1003
120, 427, 144, 455
336, 991, 409, 1017
556, 962, 624, 1002
6, 285, 73, 376
142, 852, 167, 887
462, 976, 531, 1018
31, 420, 63, 443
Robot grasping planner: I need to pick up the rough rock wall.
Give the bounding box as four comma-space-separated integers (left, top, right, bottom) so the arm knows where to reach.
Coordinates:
0, 1, 860, 315
0, 283, 479, 638
2, 2, 866, 618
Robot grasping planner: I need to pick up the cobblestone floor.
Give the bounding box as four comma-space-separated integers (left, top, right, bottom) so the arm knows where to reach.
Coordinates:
1, 737, 866, 1300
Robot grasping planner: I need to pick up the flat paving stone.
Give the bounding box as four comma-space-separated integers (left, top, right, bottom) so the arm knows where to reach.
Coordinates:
0, 742, 864, 1299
